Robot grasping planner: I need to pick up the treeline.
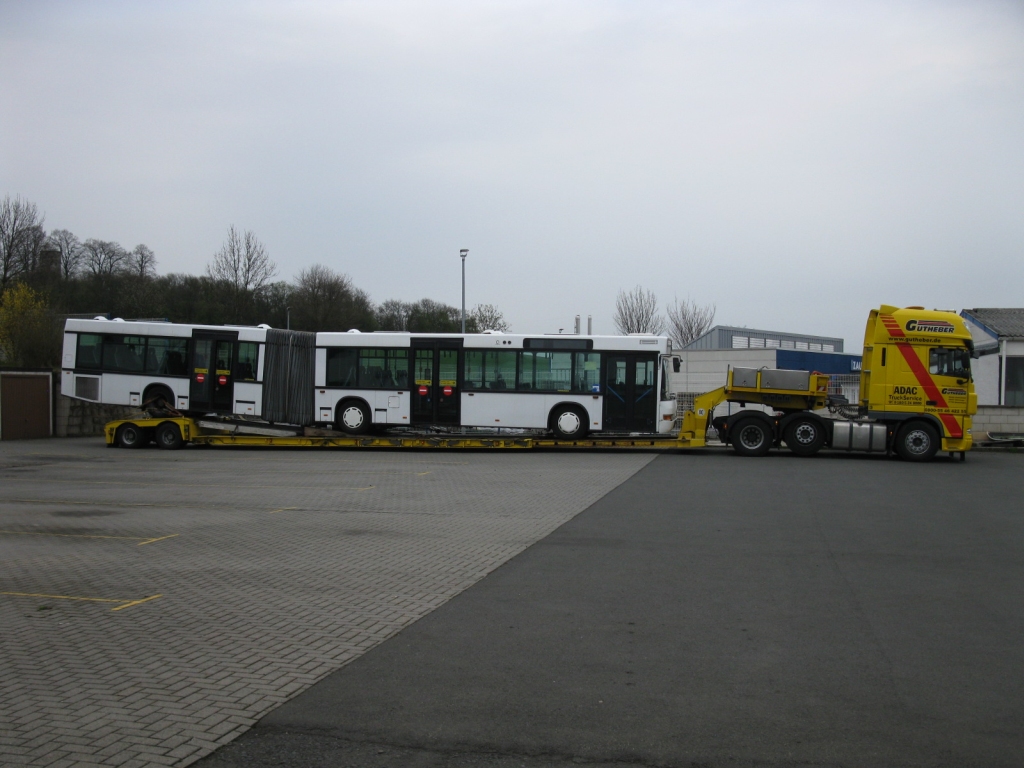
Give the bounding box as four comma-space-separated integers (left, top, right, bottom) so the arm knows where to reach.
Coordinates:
0, 195, 508, 367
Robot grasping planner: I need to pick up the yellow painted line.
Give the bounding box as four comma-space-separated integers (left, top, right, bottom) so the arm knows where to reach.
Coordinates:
136, 534, 179, 546
111, 594, 163, 611
0, 591, 163, 611
416, 472, 432, 476
357, 485, 375, 491
0, 530, 178, 546
269, 507, 298, 514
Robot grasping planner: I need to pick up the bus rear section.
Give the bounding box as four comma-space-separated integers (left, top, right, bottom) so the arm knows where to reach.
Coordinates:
62, 319, 267, 418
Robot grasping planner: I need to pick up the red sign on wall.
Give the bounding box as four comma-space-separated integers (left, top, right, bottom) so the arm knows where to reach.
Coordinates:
442, 386, 453, 396
418, 385, 428, 396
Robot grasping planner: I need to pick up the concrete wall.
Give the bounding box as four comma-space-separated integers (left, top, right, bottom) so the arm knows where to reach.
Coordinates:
55, 377, 143, 437
972, 406, 1024, 439
973, 354, 1000, 406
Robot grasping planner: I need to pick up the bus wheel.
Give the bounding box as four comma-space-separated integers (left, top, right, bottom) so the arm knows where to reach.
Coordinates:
731, 418, 772, 457
895, 422, 939, 462
337, 401, 371, 434
116, 423, 148, 449
143, 385, 174, 413
155, 422, 184, 450
551, 406, 588, 439
784, 417, 825, 456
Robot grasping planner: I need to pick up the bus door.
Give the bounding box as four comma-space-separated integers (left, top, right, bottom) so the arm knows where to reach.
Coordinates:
411, 339, 462, 427
189, 331, 238, 414
603, 353, 657, 432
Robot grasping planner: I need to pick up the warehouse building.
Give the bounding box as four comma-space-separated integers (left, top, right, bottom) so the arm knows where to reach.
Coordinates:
961, 308, 1024, 406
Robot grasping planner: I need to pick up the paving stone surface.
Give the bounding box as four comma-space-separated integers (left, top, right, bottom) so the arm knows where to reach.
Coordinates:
0, 439, 655, 767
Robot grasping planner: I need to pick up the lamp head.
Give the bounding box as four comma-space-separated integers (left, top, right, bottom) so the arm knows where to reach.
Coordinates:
460, 249, 469, 259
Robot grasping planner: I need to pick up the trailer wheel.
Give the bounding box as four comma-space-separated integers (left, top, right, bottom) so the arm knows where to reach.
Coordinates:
895, 422, 939, 462
783, 417, 825, 456
116, 423, 148, 449
155, 422, 184, 450
550, 405, 589, 439
731, 418, 772, 457
336, 400, 371, 434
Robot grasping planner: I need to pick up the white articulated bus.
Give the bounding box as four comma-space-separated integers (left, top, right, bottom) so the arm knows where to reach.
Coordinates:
63, 319, 677, 438
314, 331, 677, 438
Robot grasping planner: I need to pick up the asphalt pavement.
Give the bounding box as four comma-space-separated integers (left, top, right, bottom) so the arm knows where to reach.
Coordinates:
200, 449, 1024, 768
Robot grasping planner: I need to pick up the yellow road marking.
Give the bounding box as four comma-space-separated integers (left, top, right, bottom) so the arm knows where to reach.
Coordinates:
269, 507, 298, 514
0, 530, 178, 546
416, 471, 431, 476
136, 534, 179, 546
357, 485, 375, 491
0, 591, 163, 611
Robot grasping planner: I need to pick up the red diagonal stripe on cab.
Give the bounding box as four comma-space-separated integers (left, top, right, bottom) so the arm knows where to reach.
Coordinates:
895, 343, 963, 438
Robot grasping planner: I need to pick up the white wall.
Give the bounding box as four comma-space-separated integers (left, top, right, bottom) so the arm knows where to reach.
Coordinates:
973, 353, 1000, 406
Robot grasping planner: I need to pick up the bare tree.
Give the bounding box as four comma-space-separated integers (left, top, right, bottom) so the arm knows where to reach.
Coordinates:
665, 296, 716, 348
48, 229, 83, 279
82, 239, 127, 277
0, 195, 45, 289
291, 264, 353, 331
376, 299, 410, 331
613, 285, 665, 335
471, 303, 510, 332
127, 244, 157, 279
207, 225, 276, 295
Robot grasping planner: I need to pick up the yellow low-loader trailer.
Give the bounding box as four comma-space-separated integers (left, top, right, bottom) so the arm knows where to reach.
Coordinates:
103, 305, 977, 461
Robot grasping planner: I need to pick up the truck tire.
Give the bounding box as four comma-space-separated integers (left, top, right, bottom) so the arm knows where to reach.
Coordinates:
731, 418, 772, 457
155, 422, 184, 450
784, 417, 825, 456
895, 421, 939, 462
116, 423, 148, 449
336, 400, 371, 434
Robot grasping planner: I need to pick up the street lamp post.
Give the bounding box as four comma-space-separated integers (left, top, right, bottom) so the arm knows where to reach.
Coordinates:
460, 249, 469, 333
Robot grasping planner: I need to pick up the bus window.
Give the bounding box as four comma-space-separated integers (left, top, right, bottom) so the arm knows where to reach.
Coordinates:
466, 351, 515, 391
326, 348, 358, 387
236, 342, 258, 381
214, 342, 232, 374
464, 351, 484, 390
358, 348, 409, 388
146, 337, 189, 376
76, 334, 103, 370
523, 351, 572, 392
573, 352, 600, 393
102, 335, 145, 372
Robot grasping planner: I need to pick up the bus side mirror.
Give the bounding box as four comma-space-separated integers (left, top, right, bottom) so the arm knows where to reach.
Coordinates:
672, 358, 681, 373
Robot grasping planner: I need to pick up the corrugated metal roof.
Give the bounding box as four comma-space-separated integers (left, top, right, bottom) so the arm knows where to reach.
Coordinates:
961, 308, 1024, 338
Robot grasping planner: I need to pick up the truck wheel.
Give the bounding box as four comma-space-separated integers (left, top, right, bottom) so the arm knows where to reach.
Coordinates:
336, 400, 371, 434
895, 422, 939, 462
155, 422, 184, 450
784, 417, 825, 456
731, 418, 772, 457
551, 406, 588, 439
116, 423, 148, 449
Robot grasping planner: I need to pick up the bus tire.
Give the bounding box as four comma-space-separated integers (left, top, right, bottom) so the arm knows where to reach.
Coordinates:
155, 422, 184, 450
550, 405, 589, 439
116, 423, 148, 449
895, 421, 939, 462
783, 417, 825, 456
143, 385, 174, 412
336, 400, 371, 434
731, 418, 772, 457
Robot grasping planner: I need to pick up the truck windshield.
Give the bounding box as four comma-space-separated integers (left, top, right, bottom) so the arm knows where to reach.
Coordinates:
929, 347, 971, 379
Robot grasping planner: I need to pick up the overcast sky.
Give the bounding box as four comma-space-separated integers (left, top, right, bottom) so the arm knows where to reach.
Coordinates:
2, 0, 1023, 349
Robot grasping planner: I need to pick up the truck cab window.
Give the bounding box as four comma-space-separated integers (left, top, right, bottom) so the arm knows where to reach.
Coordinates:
929, 347, 971, 378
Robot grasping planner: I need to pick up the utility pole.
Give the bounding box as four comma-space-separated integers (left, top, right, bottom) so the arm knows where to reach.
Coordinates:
460, 249, 468, 333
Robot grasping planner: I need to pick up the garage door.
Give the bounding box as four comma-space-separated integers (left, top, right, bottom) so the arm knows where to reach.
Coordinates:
0, 374, 51, 440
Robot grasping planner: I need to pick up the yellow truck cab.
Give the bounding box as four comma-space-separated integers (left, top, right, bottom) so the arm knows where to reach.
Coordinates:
861, 305, 977, 458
